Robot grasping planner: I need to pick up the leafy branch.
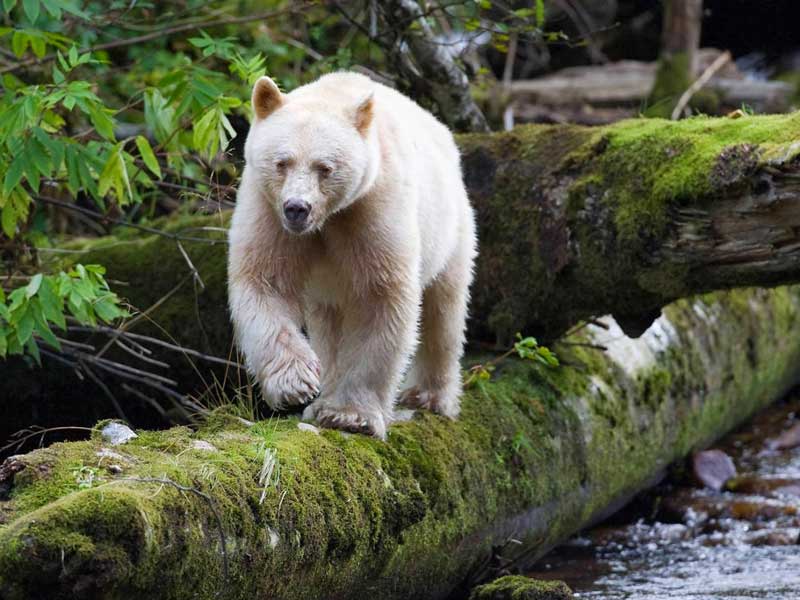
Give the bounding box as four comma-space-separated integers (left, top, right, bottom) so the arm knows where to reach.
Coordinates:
465, 333, 559, 387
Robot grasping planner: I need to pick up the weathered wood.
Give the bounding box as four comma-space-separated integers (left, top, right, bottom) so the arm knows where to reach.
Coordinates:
508, 54, 794, 124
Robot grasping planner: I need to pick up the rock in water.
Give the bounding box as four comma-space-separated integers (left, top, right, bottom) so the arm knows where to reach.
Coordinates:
693, 449, 736, 491
469, 575, 573, 600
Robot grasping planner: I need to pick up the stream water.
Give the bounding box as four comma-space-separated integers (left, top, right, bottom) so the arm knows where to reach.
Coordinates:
527, 391, 800, 599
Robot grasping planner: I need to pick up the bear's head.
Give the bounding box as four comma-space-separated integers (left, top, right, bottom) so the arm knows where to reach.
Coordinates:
244, 76, 379, 235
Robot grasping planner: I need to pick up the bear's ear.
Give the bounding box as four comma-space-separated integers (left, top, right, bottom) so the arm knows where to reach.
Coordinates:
352, 91, 375, 136
251, 76, 284, 121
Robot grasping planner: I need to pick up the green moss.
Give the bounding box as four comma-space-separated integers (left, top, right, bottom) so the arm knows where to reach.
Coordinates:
469, 575, 573, 600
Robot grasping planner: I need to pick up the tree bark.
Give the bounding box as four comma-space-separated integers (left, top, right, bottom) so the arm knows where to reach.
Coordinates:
645, 0, 704, 117
371, 0, 490, 133
3, 284, 800, 599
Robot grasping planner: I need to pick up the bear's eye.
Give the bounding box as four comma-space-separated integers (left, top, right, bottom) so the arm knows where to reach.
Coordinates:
315, 163, 333, 178
275, 159, 290, 171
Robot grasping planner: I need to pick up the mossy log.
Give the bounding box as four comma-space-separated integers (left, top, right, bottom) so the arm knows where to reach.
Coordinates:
3, 285, 800, 599
4, 113, 800, 442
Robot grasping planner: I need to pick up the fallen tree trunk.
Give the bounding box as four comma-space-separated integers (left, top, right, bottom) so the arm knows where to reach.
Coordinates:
3, 284, 800, 599
508, 54, 795, 124
3, 113, 800, 441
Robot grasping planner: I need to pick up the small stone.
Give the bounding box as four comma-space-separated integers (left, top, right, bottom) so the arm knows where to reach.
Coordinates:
107, 464, 123, 474
190, 440, 217, 452
693, 449, 737, 491
297, 422, 320, 435
100, 422, 138, 446
267, 526, 280, 549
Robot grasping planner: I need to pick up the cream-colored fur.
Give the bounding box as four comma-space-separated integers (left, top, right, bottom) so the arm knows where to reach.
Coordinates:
228, 72, 476, 438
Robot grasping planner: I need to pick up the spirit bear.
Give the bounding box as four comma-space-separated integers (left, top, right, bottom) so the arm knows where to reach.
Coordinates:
228, 72, 476, 439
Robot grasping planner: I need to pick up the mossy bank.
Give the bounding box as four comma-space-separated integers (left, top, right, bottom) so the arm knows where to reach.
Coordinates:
2, 282, 800, 599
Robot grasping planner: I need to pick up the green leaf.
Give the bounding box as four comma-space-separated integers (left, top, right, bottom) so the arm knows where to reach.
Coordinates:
31, 300, 60, 349
192, 107, 218, 158
87, 104, 115, 140
27, 136, 52, 178
93, 296, 124, 322
3, 154, 24, 195
64, 145, 80, 194
1, 201, 18, 238
15, 307, 34, 346
98, 144, 131, 203
11, 30, 28, 57
135, 135, 161, 178
535, 0, 545, 26
3, 0, 17, 13
25, 273, 42, 298
40, 0, 60, 18
25, 336, 40, 365
38, 277, 65, 329
29, 32, 45, 57
22, 0, 39, 23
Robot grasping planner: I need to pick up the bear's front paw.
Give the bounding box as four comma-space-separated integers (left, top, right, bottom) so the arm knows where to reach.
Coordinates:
260, 352, 321, 410
303, 398, 388, 440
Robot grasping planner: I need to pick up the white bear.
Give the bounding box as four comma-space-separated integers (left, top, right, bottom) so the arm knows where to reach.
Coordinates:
228, 72, 476, 438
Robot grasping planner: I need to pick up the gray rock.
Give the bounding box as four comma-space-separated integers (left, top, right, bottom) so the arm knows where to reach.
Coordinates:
693, 449, 736, 491
100, 422, 138, 446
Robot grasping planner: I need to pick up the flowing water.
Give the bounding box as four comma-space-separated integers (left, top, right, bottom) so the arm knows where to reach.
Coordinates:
526, 391, 800, 599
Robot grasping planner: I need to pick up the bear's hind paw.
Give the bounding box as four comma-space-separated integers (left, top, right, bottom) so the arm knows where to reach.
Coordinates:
303, 402, 387, 439
398, 387, 460, 419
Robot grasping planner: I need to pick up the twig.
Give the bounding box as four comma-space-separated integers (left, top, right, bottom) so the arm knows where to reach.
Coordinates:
672, 50, 732, 120
1, 425, 94, 455
95, 273, 193, 358
72, 325, 241, 369
114, 338, 171, 369
554, 341, 608, 351
176, 241, 206, 291
120, 384, 168, 418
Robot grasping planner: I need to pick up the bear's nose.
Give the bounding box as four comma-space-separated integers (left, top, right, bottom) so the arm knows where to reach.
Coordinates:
283, 198, 311, 226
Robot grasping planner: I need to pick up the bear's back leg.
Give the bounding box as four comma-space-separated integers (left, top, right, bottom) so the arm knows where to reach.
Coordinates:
399, 216, 475, 418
